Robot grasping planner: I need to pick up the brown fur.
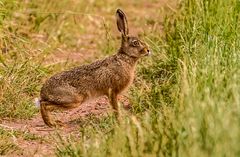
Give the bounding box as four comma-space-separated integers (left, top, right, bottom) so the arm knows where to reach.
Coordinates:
39, 9, 150, 127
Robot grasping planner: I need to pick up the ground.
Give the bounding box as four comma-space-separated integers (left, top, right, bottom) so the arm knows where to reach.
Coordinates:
0, 1, 176, 156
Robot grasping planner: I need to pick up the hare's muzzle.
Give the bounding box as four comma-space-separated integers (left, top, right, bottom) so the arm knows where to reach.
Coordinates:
141, 47, 151, 56
144, 48, 151, 56
146, 49, 151, 56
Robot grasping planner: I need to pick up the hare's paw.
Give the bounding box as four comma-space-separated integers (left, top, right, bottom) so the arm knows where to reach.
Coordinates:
44, 120, 65, 128
55, 120, 66, 127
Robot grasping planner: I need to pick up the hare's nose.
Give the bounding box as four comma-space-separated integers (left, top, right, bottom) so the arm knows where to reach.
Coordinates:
147, 49, 151, 56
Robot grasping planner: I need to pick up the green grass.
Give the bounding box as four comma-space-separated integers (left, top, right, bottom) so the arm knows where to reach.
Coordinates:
0, 128, 19, 155
0, 127, 44, 155
0, 0, 240, 156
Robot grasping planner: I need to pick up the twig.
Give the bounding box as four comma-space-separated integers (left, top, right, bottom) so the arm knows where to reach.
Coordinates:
0, 124, 14, 130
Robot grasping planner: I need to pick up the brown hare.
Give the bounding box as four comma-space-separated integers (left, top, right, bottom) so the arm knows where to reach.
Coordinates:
36, 9, 150, 127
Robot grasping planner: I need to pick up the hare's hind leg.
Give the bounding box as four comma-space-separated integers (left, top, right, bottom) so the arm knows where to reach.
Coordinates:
41, 86, 85, 127
40, 95, 84, 127
40, 99, 83, 127
40, 101, 58, 127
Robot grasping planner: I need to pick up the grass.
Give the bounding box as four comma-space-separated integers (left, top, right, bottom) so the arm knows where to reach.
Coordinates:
0, 0, 240, 156
0, 128, 19, 155
0, 127, 44, 155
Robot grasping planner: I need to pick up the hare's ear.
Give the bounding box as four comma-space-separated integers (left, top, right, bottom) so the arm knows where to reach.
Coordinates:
116, 9, 129, 36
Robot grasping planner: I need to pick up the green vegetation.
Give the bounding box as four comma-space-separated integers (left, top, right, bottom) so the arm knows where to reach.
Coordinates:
0, 127, 43, 155
0, 128, 19, 155
0, 0, 240, 156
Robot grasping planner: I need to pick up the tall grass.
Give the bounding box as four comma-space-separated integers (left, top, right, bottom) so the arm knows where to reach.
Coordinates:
56, 0, 240, 157
174, 0, 240, 156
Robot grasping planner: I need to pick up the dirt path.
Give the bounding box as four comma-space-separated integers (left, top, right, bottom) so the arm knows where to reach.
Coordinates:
0, 1, 177, 156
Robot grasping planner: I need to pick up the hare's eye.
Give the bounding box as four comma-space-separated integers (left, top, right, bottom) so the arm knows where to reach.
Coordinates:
132, 40, 140, 47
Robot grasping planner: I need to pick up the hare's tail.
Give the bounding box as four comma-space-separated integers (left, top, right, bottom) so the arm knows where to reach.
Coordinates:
34, 98, 41, 108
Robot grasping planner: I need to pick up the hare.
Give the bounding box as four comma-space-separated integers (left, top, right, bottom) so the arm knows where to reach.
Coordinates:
37, 9, 150, 127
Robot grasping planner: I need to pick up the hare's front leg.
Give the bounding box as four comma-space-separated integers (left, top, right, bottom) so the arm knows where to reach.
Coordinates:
108, 88, 119, 118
